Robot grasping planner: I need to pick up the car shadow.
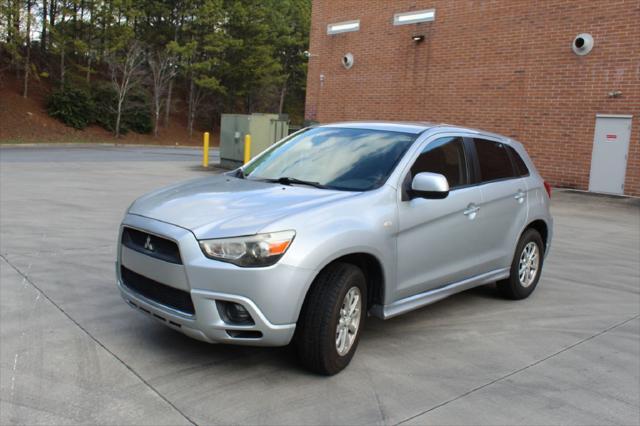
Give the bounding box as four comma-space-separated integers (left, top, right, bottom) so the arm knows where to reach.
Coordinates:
130, 317, 310, 374
124, 284, 506, 377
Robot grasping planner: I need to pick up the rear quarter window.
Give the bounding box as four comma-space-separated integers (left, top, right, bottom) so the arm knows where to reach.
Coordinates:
474, 139, 517, 182
508, 146, 530, 177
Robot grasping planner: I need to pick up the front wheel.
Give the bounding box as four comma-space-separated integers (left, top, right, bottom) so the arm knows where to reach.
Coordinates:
295, 262, 367, 375
497, 229, 544, 300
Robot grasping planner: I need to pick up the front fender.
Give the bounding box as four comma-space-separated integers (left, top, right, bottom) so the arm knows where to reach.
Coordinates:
260, 186, 398, 322
290, 241, 393, 324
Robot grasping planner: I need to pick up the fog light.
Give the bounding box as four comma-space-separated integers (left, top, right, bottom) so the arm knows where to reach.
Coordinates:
217, 301, 254, 325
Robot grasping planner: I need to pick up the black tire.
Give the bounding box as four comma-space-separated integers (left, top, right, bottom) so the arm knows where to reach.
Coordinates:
497, 228, 544, 300
295, 262, 367, 375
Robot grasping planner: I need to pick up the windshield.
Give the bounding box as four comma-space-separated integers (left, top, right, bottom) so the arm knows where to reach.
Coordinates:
243, 127, 417, 191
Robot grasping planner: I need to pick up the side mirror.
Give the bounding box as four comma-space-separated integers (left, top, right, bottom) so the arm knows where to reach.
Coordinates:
410, 172, 450, 199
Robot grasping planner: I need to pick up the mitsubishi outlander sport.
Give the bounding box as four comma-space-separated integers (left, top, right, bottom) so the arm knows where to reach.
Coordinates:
116, 122, 553, 375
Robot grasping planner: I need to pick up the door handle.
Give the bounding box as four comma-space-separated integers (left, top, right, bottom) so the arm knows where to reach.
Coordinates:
514, 189, 526, 203
463, 204, 480, 217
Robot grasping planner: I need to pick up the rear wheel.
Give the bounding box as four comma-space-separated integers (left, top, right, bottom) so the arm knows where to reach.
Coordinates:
295, 262, 367, 375
497, 229, 544, 300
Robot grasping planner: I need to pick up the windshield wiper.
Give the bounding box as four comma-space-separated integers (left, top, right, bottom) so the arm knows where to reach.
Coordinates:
264, 176, 327, 189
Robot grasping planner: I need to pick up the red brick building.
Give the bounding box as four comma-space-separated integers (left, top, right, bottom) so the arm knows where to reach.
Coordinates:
305, 1, 639, 196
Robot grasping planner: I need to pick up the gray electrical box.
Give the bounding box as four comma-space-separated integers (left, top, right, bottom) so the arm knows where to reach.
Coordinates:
219, 113, 289, 169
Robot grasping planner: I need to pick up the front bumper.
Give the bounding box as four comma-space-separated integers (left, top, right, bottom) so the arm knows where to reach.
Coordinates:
116, 214, 314, 346
117, 278, 296, 345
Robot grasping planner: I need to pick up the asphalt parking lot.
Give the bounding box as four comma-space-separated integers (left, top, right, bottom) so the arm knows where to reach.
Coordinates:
1, 145, 639, 425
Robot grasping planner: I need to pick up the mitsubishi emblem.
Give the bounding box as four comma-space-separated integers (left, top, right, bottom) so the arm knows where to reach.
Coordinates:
144, 235, 155, 252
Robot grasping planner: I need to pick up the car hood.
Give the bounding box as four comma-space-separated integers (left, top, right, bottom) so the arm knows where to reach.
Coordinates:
128, 175, 355, 239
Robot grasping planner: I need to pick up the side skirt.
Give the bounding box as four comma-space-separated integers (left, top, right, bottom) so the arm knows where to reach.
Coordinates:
370, 268, 510, 320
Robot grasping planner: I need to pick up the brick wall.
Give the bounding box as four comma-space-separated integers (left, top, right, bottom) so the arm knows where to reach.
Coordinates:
305, 0, 640, 196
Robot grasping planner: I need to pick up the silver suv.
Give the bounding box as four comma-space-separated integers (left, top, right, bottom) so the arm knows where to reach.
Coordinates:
117, 122, 553, 375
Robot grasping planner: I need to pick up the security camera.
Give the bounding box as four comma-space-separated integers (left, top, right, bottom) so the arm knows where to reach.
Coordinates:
342, 53, 354, 69
572, 33, 594, 56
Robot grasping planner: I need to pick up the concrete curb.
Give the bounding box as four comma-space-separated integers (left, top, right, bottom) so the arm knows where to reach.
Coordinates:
555, 187, 639, 201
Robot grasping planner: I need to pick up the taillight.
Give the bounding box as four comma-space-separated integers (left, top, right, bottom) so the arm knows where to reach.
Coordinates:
543, 181, 552, 198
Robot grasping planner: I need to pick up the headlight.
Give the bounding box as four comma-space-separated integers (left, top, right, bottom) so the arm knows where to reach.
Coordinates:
199, 230, 295, 267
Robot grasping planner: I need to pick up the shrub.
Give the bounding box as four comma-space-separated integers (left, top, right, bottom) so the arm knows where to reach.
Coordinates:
124, 90, 153, 134
46, 87, 95, 129
92, 84, 119, 132
92, 85, 152, 134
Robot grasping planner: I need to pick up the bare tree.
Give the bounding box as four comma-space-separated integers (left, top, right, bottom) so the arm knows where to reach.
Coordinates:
23, 0, 32, 98
164, 78, 173, 128
187, 76, 208, 138
7, 0, 22, 77
51, 2, 68, 89
148, 50, 177, 137
107, 43, 145, 138
278, 73, 289, 114
40, 0, 48, 53
164, 10, 182, 129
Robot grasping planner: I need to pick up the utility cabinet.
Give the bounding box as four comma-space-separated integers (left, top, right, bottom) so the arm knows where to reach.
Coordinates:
219, 113, 289, 169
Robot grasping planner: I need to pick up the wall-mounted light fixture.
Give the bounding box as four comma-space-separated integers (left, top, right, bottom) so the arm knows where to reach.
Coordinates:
327, 20, 360, 35
394, 9, 436, 26
412, 34, 425, 43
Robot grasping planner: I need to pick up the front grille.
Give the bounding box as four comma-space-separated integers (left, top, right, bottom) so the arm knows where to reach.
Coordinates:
121, 227, 182, 264
120, 266, 195, 315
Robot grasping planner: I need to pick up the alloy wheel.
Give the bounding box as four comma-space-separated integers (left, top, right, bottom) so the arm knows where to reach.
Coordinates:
335, 286, 362, 356
518, 241, 540, 288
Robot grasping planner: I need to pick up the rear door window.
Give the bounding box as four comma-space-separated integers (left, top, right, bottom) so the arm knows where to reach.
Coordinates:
473, 139, 517, 182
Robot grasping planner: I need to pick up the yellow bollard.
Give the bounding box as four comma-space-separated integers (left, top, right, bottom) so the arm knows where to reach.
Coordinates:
202, 132, 210, 168
243, 134, 251, 164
